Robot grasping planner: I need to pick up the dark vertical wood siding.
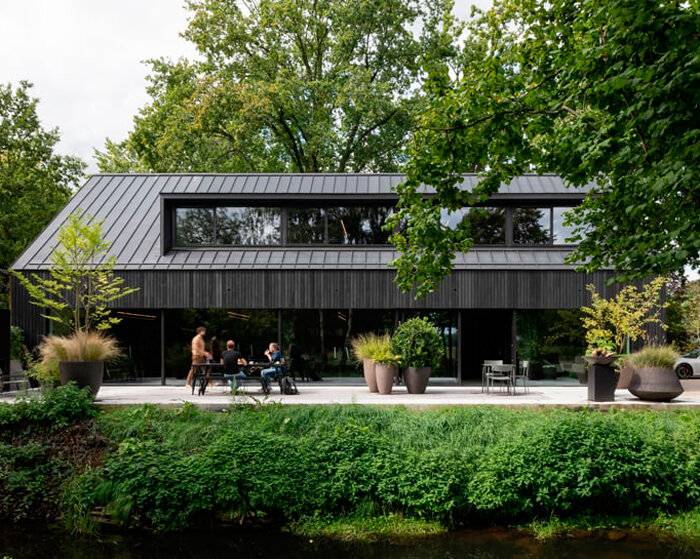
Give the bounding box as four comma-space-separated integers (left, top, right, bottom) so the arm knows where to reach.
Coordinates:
103, 269, 620, 310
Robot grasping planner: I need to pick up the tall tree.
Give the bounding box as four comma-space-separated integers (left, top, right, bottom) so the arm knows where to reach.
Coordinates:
1, 81, 85, 304
97, 0, 462, 174
389, 0, 700, 297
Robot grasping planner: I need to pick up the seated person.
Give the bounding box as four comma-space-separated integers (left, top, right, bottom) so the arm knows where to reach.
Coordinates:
261, 342, 283, 381
222, 340, 248, 387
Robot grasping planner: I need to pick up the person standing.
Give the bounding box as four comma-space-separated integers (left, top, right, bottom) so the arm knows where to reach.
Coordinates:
186, 326, 208, 388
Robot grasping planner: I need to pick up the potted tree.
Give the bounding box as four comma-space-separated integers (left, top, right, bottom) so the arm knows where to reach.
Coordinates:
391, 317, 443, 394
350, 332, 383, 392
581, 278, 666, 390
368, 335, 401, 395
12, 211, 137, 396
628, 345, 683, 402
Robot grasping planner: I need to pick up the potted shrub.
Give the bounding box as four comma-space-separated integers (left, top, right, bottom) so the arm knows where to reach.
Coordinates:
391, 317, 443, 394
12, 211, 137, 397
350, 332, 384, 393
369, 336, 401, 395
628, 345, 683, 402
581, 278, 666, 389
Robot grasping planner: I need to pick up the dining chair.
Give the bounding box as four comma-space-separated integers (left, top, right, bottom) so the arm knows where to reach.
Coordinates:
481, 360, 504, 393
513, 360, 530, 394
486, 364, 512, 394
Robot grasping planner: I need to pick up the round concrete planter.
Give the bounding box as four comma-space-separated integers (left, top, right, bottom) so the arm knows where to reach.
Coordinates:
362, 358, 378, 392
59, 361, 104, 397
375, 363, 397, 395
404, 366, 431, 394
628, 366, 684, 402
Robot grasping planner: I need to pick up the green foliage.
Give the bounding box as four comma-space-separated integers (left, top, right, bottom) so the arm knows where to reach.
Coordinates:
365, 334, 401, 365
12, 211, 138, 334
9, 326, 23, 359
469, 410, 699, 519
629, 345, 680, 369
0, 81, 85, 295
2, 404, 700, 538
580, 278, 666, 353
57, 406, 700, 533
96, 0, 463, 174
667, 279, 700, 352
390, 0, 700, 296
391, 317, 443, 369
0, 383, 97, 428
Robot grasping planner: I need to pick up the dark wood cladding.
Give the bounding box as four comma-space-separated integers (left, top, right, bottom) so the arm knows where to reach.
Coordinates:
102, 269, 619, 310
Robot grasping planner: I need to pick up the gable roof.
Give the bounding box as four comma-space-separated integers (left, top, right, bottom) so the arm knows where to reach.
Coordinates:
13, 173, 591, 271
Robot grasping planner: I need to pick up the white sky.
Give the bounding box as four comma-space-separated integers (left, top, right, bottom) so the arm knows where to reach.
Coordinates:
0, 0, 491, 172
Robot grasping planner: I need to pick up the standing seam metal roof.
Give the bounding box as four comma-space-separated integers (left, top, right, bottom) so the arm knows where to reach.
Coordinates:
12, 173, 591, 271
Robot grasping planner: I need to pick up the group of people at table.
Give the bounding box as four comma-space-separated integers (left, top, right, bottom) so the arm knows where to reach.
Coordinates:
185, 326, 285, 389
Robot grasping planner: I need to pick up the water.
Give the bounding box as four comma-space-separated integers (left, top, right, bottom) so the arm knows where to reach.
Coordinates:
0, 526, 695, 559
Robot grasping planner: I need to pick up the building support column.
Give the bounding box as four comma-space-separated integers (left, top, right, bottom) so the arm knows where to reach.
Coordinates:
457, 310, 462, 385
510, 309, 517, 366
277, 310, 282, 348
160, 309, 166, 386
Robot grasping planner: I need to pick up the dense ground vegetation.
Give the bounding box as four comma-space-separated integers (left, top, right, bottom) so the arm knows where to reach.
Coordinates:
1, 386, 699, 542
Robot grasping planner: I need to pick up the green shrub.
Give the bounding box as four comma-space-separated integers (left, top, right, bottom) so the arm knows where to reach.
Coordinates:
0, 382, 97, 428
391, 317, 444, 369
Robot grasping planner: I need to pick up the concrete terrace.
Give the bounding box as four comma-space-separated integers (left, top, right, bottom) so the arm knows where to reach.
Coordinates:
4, 378, 697, 410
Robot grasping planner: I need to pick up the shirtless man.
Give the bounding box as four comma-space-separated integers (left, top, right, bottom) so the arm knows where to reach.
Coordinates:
186, 326, 208, 387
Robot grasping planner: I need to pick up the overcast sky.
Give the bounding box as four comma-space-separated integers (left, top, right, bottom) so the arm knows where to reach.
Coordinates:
0, 0, 492, 172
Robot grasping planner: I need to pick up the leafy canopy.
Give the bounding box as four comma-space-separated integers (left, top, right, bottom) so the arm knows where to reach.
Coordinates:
0, 81, 85, 285
96, 0, 463, 174
389, 0, 700, 297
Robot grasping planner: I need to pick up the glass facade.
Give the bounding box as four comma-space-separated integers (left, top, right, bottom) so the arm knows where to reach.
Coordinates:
513, 207, 551, 244
176, 207, 280, 246
174, 205, 579, 247
552, 207, 577, 244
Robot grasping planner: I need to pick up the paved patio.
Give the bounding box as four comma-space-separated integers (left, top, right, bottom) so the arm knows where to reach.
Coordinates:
3, 378, 699, 409
89, 378, 700, 409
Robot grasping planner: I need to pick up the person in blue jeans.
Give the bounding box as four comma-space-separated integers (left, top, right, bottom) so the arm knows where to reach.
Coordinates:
261, 342, 283, 384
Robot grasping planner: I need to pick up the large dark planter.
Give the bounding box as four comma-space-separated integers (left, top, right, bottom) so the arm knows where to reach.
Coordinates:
375, 363, 397, 395
617, 359, 634, 390
628, 366, 684, 402
404, 366, 431, 394
362, 358, 378, 393
587, 364, 619, 402
59, 361, 104, 397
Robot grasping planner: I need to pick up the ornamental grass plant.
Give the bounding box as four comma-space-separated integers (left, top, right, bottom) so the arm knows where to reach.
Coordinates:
350, 332, 385, 361
629, 345, 680, 368
39, 331, 121, 364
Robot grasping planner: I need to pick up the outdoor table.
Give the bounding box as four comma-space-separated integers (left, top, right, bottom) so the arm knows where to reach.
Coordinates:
192, 361, 285, 396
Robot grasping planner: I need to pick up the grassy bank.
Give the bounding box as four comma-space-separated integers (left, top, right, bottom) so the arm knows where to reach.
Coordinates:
1, 386, 699, 544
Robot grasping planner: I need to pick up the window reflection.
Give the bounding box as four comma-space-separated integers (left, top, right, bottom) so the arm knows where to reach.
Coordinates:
552, 207, 577, 244
327, 207, 392, 245
216, 207, 280, 245
175, 208, 215, 244
514, 208, 551, 244
287, 208, 325, 244
439, 207, 505, 244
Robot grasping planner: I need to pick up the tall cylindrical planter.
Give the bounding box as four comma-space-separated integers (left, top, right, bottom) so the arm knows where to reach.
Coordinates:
375, 363, 396, 395
59, 361, 104, 397
362, 358, 378, 393
628, 366, 684, 402
404, 366, 431, 394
